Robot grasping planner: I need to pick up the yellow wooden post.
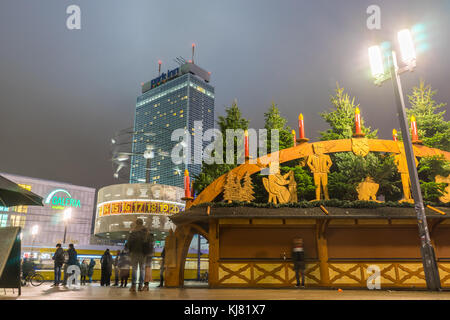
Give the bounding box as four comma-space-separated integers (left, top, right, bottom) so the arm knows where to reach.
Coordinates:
316, 220, 330, 286
208, 219, 219, 287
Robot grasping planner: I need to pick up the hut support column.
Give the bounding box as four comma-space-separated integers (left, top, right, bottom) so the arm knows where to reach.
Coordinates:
316, 220, 330, 286
209, 218, 219, 288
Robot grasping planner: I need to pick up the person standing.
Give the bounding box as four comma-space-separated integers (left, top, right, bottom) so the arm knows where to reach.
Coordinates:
51, 243, 65, 287
126, 218, 148, 292
143, 232, 155, 291
112, 250, 120, 286
157, 247, 166, 288
63, 243, 78, 286
292, 238, 306, 288
88, 258, 96, 283
80, 259, 88, 285
118, 249, 130, 288
100, 249, 113, 286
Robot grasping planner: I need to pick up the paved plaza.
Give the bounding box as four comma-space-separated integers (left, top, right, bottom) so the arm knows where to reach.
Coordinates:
2, 282, 450, 300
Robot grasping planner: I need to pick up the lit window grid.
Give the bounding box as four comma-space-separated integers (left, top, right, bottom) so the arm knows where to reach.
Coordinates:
131, 74, 214, 188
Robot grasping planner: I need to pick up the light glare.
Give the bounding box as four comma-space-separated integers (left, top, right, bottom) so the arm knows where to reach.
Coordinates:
368, 46, 384, 78
398, 29, 416, 64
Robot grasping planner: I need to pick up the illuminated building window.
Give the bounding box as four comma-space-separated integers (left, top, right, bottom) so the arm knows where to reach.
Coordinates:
10, 215, 25, 228
0, 214, 8, 227
180, 114, 183, 118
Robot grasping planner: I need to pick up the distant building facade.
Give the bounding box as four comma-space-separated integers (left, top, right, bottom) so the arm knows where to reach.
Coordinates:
0, 173, 96, 246
130, 62, 215, 188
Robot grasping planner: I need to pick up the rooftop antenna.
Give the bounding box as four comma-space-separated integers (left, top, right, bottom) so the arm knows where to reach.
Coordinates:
158, 60, 162, 76
191, 43, 195, 64
174, 56, 187, 66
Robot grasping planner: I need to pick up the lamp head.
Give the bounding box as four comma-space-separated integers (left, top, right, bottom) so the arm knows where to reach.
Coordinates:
368, 45, 385, 78
398, 29, 417, 67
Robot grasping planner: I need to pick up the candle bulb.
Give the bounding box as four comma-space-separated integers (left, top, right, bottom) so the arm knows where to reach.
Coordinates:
410, 115, 419, 142
392, 129, 398, 142
298, 114, 305, 139
355, 107, 362, 136
244, 130, 249, 159
292, 130, 297, 147
184, 169, 191, 198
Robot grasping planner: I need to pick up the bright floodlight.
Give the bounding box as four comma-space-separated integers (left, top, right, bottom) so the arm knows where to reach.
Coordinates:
368, 45, 385, 78
398, 29, 416, 64
63, 208, 72, 221
31, 225, 39, 236
111, 138, 116, 144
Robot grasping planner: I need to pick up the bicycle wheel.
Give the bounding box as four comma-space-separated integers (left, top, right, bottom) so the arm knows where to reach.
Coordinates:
30, 273, 45, 286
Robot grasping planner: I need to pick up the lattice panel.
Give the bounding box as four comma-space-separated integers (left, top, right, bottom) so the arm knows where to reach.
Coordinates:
439, 263, 450, 286
217, 262, 321, 286
328, 263, 429, 287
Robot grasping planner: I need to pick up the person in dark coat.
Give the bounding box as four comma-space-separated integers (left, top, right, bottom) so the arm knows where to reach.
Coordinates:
126, 219, 149, 292
292, 238, 306, 288
118, 249, 131, 288
157, 247, 165, 288
100, 249, 113, 286
51, 243, 65, 286
63, 243, 78, 286
88, 258, 96, 283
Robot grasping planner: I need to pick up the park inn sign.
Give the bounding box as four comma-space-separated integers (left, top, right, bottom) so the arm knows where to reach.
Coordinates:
44, 189, 81, 210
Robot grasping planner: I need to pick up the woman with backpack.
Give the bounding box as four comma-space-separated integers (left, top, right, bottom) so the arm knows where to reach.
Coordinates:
100, 249, 113, 286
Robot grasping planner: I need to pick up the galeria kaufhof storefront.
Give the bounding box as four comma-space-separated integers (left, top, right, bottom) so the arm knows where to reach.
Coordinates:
94, 183, 184, 241
0, 172, 96, 247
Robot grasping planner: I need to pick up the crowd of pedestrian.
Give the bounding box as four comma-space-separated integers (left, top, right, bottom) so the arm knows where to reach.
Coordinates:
47, 218, 166, 291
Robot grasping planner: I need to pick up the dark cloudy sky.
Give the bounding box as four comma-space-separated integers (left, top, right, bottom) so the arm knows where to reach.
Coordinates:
1, 0, 449, 189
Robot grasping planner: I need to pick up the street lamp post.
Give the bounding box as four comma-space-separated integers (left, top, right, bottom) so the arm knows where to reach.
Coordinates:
63, 208, 72, 244
368, 29, 441, 291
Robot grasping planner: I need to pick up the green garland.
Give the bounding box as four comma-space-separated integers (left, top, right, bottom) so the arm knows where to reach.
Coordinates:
192, 199, 450, 209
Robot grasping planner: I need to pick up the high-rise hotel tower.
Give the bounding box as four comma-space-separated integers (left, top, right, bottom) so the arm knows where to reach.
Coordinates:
130, 62, 215, 188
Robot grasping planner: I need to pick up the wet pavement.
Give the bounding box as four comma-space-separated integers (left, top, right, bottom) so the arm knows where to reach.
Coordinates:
2, 282, 450, 300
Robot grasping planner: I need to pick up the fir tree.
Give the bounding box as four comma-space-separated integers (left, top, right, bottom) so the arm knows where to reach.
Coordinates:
319, 84, 378, 141
406, 81, 450, 151
318, 84, 399, 200
263, 102, 293, 153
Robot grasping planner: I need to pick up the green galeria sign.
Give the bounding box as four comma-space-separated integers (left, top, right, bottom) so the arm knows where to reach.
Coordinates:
45, 189, 81, 210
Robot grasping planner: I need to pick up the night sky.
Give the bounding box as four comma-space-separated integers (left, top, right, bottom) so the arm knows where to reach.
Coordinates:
1, 0, 449, 189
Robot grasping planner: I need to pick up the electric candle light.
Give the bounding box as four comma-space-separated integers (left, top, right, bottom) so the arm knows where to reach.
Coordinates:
353, 107, 364, 137
184, 169, 191, 198
392, 129, 398, 142
244, 130, 249, 159
298, 114, 305, 139
410, 115, 420, 143
292, 130, 297, 147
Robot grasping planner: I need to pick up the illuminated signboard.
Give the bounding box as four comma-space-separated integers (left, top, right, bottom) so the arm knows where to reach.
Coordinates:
150, 67, 180, 89
45, 189, 81, 210
97, 200, 183, 218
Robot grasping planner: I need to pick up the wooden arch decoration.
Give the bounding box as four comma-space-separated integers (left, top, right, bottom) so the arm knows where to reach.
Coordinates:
186, 139, 450, 209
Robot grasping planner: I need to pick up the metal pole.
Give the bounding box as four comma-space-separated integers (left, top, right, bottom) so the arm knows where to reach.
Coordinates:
146, 158, 151, 183
389, 52, 441, 291
63, 223, 67, 244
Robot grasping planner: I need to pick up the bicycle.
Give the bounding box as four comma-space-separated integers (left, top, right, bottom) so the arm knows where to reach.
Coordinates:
21, 271, 45, 287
